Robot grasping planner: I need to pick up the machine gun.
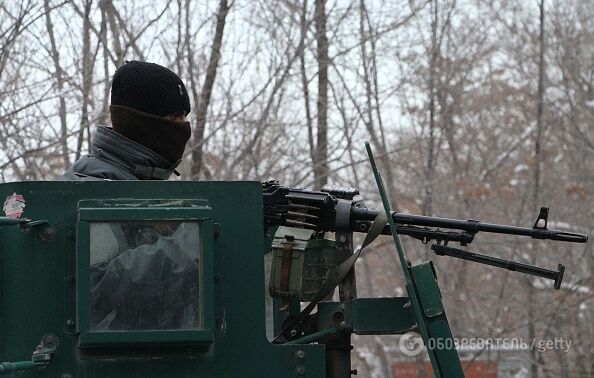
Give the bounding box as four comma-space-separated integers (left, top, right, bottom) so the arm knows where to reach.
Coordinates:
263, 180, 586, 289
263, 180, 587, 245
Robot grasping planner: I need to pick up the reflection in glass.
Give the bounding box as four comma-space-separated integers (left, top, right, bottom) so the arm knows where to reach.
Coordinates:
89, 221, 199, 331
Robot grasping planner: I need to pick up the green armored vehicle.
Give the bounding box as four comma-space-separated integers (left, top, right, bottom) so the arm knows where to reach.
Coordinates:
0, 147, 586, 377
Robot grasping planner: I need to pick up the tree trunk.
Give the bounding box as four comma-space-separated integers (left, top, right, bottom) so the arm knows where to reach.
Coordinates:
300, 0, 315, 172
98, 1, 111, 127
190, 0, 230, 179
44, 0, 70, 168
104, 0, 123, 65
313, 0, 329, 188
423, 0, 439, 217
358, 0, 398, 206
76, 0, 94, 160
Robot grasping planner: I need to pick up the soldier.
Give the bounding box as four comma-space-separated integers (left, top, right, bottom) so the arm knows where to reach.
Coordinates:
65, 61, 198, 331
64, 60, 191, 180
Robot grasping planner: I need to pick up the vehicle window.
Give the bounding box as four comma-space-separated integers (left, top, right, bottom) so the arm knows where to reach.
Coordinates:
89, 221, 200, 331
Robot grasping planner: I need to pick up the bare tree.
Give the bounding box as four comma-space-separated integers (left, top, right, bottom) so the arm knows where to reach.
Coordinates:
0, 1, 591, 375
76, 0, 94, 160
44, 0, 70, 169
190, 0, 231, 179
312, 0, 329, 187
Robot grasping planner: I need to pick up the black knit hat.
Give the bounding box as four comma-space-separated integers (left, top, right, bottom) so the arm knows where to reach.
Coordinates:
111, 61, 191, 117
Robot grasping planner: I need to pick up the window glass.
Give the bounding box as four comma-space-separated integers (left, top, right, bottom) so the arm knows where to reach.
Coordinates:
89, 221, 200, 331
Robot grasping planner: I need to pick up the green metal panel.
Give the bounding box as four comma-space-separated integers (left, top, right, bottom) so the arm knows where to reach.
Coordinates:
78, 330, 214, 346
410, 262, 444, 318
408, 262, 464, 378
316, 298, 417, 336
351, 298, 416, 335
0, 181, 325, 377
76, 220, 91, 339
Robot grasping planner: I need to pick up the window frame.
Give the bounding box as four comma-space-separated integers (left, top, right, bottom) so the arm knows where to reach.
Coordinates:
76, 202, 214, 347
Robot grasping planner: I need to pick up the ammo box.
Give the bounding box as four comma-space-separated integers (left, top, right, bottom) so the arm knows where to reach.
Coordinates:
269, 226, 338, 302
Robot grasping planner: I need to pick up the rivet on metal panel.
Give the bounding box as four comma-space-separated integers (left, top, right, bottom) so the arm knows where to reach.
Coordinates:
39, 226, 56, 241
41, 335, 56, 347
332, 311, 344, 323
65, 319, 74, 327
295, 350, 305, 360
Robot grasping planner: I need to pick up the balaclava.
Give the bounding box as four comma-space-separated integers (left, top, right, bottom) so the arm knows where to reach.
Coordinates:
109, 61, 191, 166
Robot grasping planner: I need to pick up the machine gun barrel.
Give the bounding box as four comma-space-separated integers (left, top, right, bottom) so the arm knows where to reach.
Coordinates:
350, 207, 588, 243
